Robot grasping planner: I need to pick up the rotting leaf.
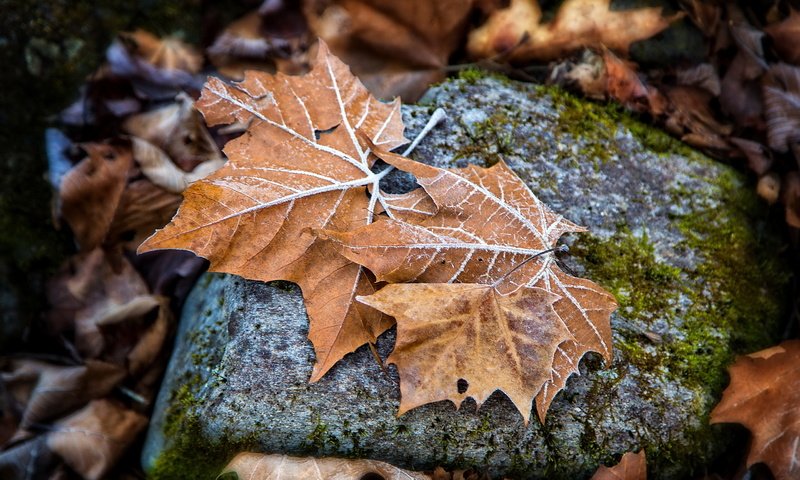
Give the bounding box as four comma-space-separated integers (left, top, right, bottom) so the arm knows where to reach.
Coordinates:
711, 340, 800, 480
139, 42, 409, 381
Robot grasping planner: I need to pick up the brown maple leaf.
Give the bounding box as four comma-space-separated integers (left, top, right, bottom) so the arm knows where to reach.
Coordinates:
710, 340, 800, 480
138, 42, 410, 381
324, 152, 617, 420
590, 450, 647, 480
466, 0, 677, 63
359, 283, 570, 424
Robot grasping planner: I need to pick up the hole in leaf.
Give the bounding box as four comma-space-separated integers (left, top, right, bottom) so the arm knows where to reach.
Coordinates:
359, 474, 386, 480
457, 378, 469, 394
314, 124, 339, 141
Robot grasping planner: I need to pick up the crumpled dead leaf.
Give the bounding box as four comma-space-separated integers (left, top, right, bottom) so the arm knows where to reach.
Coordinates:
467, 0, 677, 63
105, 175, 184, 251
306, 0, 474, 101
130, 137, 224, 194
123, 92, 223, 171
107, 30, 203, 94
221, 452, 432, 479
59, 141, 132, 251
710, 340, 800, 480
0, 436, 59, 480
1, 359, 125, 441
590, 450, 647, 480
208, 6, 310, 79
765, 9, 800, 66
47, 399, 148, 480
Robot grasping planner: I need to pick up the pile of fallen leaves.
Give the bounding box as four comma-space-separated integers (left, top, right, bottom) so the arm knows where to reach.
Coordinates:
4, 0, 800, 479
2, 29, 217, 480
546, 1, 800, 231
140, 42, 618, 425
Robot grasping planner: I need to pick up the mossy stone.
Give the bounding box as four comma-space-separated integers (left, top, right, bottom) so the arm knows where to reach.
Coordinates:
142, 77, 789, 479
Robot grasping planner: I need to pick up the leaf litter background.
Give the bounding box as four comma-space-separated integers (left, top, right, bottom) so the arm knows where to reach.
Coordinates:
4, 0, 800, 479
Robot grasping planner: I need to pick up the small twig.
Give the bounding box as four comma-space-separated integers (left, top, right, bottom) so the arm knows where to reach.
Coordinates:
373, 107, 447, 182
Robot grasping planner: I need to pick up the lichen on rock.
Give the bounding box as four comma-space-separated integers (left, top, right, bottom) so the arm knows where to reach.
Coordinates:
142, 76, 789, 479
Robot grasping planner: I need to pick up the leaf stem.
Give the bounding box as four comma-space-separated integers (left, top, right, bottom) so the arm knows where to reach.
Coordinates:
492, 244, 569, 288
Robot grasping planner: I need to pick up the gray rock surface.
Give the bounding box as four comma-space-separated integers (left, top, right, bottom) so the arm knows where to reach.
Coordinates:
142, 76, 789, 479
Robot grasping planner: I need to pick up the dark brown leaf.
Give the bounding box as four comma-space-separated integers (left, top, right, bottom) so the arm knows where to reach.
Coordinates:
306, 0, 474, 101
47, 399, 148, 480
59, 142, 133, 251
590, 450, 647, 480
711, 340, 800, 480
765, 9, 800, 65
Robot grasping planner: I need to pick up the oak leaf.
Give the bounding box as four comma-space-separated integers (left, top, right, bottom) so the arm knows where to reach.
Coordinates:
710, 340, 800, 480
138, 42, 409, 380
590, 450, 647, 480
325, 152, 617, 420
358, 283, 570, 424
221, 452, 431, 479
466, 0, 676, 63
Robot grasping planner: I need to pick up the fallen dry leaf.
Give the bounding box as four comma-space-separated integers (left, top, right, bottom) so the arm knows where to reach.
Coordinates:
107, 177, 183, 250
762, 63, 800, 154
59, 141, 132, 251
783, 171, 800, 228
602, 49, 654, 113
467, 0, 676, 63
48, 249, 156, 359
306, 0, 474, 101
359, 283, 570, 424
122, 92, 223, 172
710, 340, 800, 480
1, 360, 125, 438
108, 30, 202, 91
0, 436, 59, 480
765, 9, 800, 66
221, 452, 431, 479
130, 137, 223, 194
325, 153, 617, 420
208, 7, 310, 79
729, 137, 772, 175
47, 399, 148, 480
590, 450, 647, 480
139, 42, 410, 381
719, 22, 767, 129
